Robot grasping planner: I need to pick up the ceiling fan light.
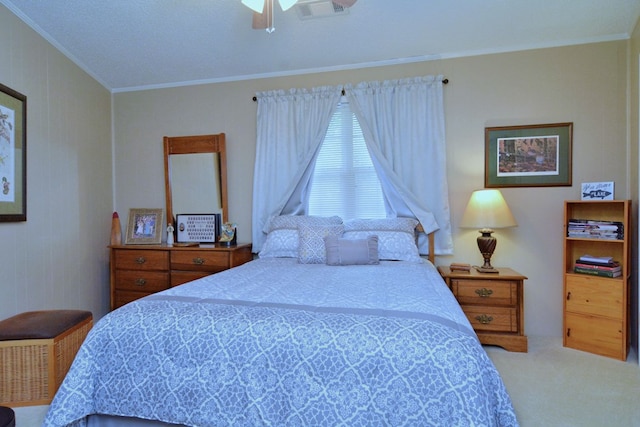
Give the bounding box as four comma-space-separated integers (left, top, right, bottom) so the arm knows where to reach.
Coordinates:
241, 0, 264, 13
278, 0, 298, 11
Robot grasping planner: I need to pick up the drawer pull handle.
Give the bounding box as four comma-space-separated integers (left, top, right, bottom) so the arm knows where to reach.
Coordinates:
135, 278, 146, 286
192, 257, 205, 265
475, 314, 493, 324
475, 288, 493, 298
135, 257, 146, 264
566, 292, 571, 300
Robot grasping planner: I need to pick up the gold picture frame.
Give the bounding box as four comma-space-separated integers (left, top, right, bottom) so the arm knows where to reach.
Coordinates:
125, 208, 164, 245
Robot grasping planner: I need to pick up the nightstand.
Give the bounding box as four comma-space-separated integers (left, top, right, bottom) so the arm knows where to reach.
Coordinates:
438, 266, 528, 352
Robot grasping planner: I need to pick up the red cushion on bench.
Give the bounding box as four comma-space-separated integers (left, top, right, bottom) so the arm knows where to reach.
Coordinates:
0, 310, 92, 341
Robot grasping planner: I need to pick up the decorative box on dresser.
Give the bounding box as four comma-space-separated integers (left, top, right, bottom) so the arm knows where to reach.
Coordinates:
110, 243, 253, 310
563, 200, 631, 360
438, 266, 528, 352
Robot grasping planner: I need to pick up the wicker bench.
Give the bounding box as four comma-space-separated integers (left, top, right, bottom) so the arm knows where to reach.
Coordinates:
0, 310, 93, 407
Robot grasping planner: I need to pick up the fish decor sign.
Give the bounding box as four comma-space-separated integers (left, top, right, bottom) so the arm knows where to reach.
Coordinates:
581, 182, 614, 200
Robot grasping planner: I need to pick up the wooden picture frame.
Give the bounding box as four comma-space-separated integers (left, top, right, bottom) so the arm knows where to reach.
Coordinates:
125, 208, 164, 245
0, 83, 27, 222
485, 123, 573, 188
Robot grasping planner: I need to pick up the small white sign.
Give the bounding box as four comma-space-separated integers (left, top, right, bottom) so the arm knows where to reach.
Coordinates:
581, 182, 614, 200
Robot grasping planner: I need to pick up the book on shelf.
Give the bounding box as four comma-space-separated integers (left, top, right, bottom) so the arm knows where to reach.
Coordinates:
578, 254, 614, 264
567, 218, 624, 240
574, 259, 621, 271
573, 266, 622, 278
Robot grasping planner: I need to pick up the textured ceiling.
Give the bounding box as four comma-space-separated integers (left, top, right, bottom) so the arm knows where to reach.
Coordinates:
2, 0, 639, 92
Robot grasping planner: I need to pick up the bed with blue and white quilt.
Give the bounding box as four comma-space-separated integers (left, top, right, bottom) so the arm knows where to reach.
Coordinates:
44, 219, 518, 427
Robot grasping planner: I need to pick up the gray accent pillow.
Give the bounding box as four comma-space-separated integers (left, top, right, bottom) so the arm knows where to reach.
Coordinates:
325, 235, 380, 266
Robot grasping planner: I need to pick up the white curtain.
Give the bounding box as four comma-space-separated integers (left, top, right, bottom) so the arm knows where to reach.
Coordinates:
251, 86, 342, 251
345, 75, 453, 254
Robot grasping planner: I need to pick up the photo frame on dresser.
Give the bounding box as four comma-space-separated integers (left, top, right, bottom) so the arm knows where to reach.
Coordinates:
0, 83, 27, 222
125, 208, 164, 244
485, 122, 573, 188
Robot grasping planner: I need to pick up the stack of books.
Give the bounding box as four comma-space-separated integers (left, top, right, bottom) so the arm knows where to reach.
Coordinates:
449, 262, 471, 273
567, 218, 624, 240
574, 254, 621, 278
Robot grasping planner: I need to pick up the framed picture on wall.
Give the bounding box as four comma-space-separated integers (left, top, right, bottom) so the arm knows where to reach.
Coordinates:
0, 83, 27, 222
485, 122, 573, 188
125, 208, 164, 244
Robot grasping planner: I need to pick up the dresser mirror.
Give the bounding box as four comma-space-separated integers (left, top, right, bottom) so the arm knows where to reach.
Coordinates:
163, 134, 228, 226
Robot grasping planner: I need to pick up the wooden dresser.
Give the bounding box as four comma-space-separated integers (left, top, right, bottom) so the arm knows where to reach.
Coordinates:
110, 243, 253, 310
438, 266, 528, 352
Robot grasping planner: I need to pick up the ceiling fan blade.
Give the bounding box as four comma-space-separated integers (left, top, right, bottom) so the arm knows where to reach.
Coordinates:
333, 0, 357, 7
242, 0, 265, 13
278, 0, 298, 11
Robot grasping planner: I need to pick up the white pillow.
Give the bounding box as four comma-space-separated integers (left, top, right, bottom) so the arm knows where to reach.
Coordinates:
259, 215, 342, 258
298, 224, 344, 264
343, 218, 422, 263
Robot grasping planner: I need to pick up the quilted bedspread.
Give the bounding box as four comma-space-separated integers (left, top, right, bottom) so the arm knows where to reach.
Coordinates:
44, 259, 518, 427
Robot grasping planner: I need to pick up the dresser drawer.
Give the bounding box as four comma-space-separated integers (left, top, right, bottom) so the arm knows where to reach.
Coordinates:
113, 250, 169, 271
451, 279, 518, 306
462, 305, 518, 333
114, 270, 170, 292
113, 290, 151, 309
171, 271, 212, 286
565, 275, 624, 319
171, 251, 229, 272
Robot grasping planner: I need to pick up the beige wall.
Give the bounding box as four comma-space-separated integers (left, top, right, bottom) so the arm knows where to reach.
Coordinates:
114, 41, 631, 338
0, 5, 113, 321
630, 17, 640, 355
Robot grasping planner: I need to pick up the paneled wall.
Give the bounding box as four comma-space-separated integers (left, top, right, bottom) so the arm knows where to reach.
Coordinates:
0, 5, 113, 321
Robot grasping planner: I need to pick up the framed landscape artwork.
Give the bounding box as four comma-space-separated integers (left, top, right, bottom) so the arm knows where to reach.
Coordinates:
485, 123, 573, 188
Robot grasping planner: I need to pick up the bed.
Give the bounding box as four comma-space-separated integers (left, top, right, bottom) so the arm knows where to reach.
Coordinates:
43, 217, 518, 427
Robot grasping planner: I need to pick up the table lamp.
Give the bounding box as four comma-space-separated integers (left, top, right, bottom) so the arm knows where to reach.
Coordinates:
460, 189, 517, 273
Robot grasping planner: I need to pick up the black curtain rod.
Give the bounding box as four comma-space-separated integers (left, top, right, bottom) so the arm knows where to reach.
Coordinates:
252, 78, 449, 101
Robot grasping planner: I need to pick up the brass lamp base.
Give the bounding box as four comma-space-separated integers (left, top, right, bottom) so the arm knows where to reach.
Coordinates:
476, 228, 499, 273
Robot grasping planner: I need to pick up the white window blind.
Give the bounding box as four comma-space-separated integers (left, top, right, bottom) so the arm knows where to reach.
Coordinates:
308, 101, 385, 219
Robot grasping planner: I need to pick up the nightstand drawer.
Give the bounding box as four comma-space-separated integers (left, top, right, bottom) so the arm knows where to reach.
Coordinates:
171, 251, 230, 272
451, 279, 518, 306
114, 270, 170, 292
113, 250, 169, 271
462, 305, 518, 333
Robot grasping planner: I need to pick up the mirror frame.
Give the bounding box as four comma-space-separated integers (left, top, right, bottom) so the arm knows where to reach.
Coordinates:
163, 133, 228, 226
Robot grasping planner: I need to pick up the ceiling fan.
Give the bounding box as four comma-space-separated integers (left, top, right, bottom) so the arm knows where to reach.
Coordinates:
241, 0, 358, 32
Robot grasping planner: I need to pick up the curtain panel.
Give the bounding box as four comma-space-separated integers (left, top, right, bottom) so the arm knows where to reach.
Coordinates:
251, 86, 342, 251
251, 76, 453, 255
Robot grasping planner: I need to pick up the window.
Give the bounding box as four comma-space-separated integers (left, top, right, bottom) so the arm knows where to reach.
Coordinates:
308, 101, 385, 219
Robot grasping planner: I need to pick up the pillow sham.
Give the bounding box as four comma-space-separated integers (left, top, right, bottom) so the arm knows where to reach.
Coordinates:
343, 218, 422, 263
298, 224, 344, 264
259, 215, 343, 258
325, 235, 379, 266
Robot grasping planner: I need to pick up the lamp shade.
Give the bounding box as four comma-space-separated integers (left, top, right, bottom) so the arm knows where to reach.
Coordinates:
460, 189, 517, 229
